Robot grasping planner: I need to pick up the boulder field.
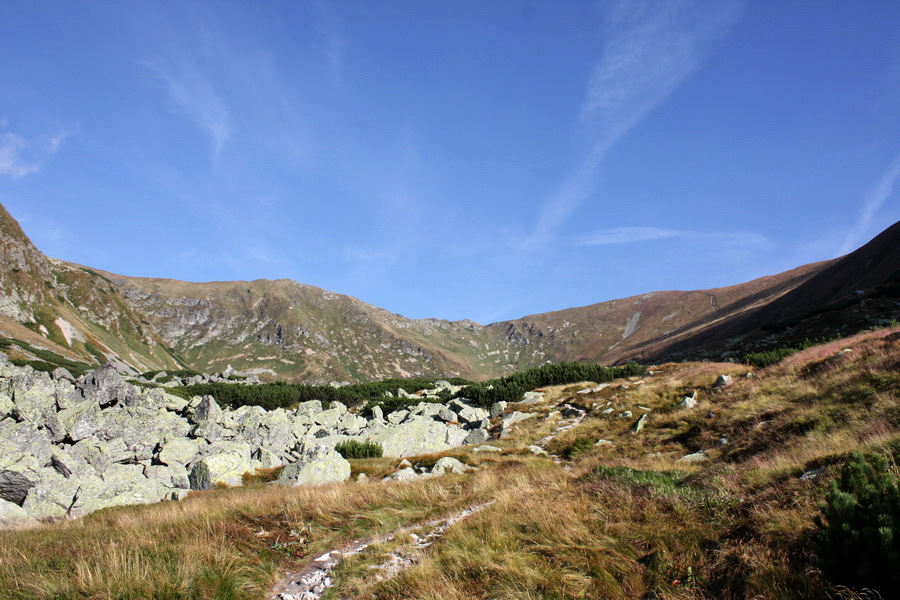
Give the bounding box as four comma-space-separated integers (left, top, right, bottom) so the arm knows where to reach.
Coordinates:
0, 359, 498, 526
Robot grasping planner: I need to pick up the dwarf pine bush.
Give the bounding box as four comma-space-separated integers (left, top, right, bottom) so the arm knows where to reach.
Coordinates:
334, 440, 384, 459
814, 452, 900, 597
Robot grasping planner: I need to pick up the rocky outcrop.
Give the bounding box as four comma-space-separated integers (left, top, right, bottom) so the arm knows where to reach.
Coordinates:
0, 359, 510, 526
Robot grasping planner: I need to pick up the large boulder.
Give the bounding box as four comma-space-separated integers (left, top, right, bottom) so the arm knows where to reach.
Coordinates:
0, 468, 35, 506
78, 364, 138, 407
275, 445, 350, 487
56, 401, 103, 442
157, 438, 201, 467
188, 442, 254, 490
7, 369, 57, 425
188, 395, 223, 425
0, 497, 33, 526
431, 457, 473, 476
365, 419, 465, 457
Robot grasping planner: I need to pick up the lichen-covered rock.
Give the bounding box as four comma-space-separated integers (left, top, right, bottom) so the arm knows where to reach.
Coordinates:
187, 441, 253, 490
313, 408, 343, 428
189, 395, 223, 425
462, 428, 489, 446
79, 364, 139, 408
386, 466, 419, 482
365, 419, 465, 457
0, 497, 33, 525
157, 437, 200, 466
431, 457, 473, 476
8, 369, 57, 425
457, 406, 490, 424
489, 401, 507, 419
275, 445, 350, 487
57, 401, 103, 442
501, 411, 536, 432
0, 468, 35, 505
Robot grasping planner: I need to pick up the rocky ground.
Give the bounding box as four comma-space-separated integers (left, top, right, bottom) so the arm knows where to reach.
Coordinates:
0, 358, 546, 526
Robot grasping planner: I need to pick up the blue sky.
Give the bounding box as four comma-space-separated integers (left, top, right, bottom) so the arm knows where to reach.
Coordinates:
1, 1, 898, 324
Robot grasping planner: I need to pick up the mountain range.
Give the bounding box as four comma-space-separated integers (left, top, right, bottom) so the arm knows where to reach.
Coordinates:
0, 204, 897, 383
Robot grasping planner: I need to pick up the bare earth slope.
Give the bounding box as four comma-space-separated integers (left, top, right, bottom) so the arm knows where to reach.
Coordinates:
0, 202, 897, 381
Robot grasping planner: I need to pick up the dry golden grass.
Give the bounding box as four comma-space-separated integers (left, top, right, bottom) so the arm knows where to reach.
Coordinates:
1, 327, 896, 599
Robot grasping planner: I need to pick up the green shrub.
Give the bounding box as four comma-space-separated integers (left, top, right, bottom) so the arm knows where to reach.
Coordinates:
814, 452, 900, 596
334, 440, 384, 459
565, 437, 596, 459
455, 361, 645, 408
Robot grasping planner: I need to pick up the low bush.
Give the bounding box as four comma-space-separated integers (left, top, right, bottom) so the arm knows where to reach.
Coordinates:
814, 451, 900, 597
455, 361, 645, 408
335, 440, 384, 459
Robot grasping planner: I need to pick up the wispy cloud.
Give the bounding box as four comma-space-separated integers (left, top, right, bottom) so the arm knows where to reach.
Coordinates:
575, 226, 769, 248
145, 50, 231, 157
525, 0, 743, 250
838, 151, 900, 255
0, 128, 69, 178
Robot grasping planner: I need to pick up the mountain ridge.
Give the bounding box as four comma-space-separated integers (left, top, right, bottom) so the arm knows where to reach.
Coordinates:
0, 203, 897, 381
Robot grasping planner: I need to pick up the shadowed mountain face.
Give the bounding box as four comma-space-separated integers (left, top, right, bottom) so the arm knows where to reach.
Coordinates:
0, 203, 897, 381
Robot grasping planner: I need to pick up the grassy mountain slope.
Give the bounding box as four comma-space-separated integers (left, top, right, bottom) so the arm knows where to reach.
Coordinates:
0, 205, 183, 373
2, 326, 897, 599
2, 201, 897, 381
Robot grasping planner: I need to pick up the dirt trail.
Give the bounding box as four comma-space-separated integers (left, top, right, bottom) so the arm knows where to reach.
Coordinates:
269, 404, 588, 599
269, 501, 494, 600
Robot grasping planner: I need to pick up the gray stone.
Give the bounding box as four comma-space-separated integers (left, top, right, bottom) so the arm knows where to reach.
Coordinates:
370, 405, 384, 422
253, 446, 283, 469
275, 445, 350, 487
313, 408, 343, 428
0, 387, 13, 420
679, 396, 697, 409
79, 364, 139, 407
520, 391, 544, 404
489, 401, 507, 419
462, 428, 489, 446
145, 464, 190, 489
444, 426, 469, 448
457, 406, 489, 424
632, 413, 649, 434
158, 438, 200, 466
0, 421, 53, 465
387, 467, 418, 482
365, 419, 461, 457
437, 408, 458, 423
386, 410, 408, 425
595, 439, 613, 446
338, 413, 367, 433
501, 411, 538, 436
527, 445, 549, 457
189, 395, 223, 425
57, 401, 103, 442
49, 446, 84, 478
8, 369, 57, 425
189, 444, 254, 490
295, 400, 323, 418
714, 375, 733, 388
678, 451, 708, 463
0, 497, 32, 525
431, 457, 472, 476
0, 468, 35, 505
473, 445, 503, 453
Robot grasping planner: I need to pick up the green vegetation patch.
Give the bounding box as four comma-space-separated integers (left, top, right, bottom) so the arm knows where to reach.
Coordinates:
743, 337, 834, 368
176, 377, 470, 411
0, 337, 94, 377
455, 361, 646, 407
814, 451, 900, 597
335, 440, 384, 459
